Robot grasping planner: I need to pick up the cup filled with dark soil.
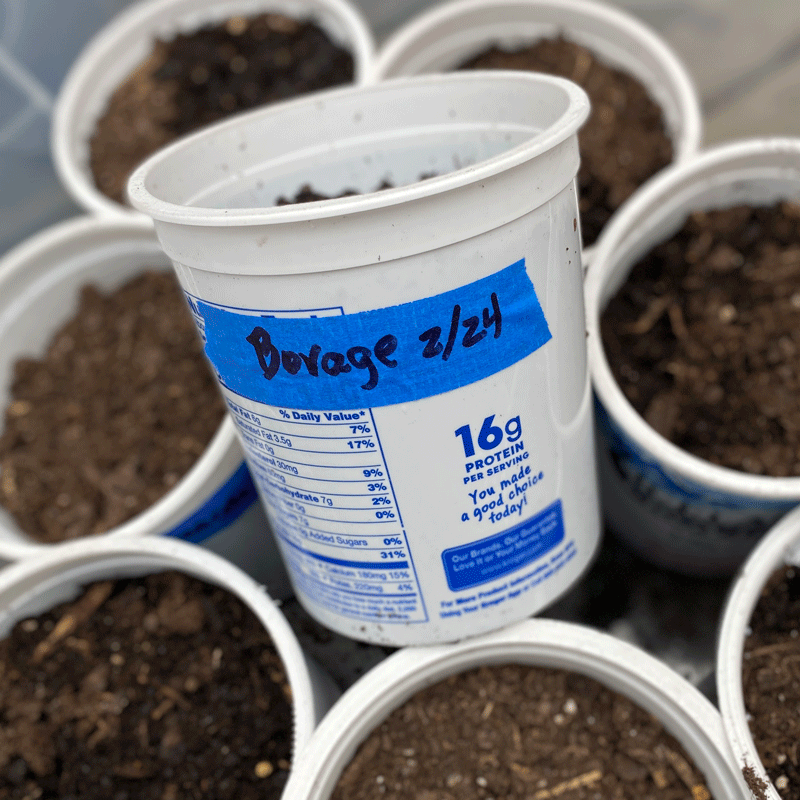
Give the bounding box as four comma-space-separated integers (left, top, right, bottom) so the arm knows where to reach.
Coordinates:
372, 0, 702, 255
716, 502, 800, 800
52, 0, 375, 216
586, 138, 800, 576
0, 216, 290, 596
0, 535, 338, 800
282, 618, 746, 800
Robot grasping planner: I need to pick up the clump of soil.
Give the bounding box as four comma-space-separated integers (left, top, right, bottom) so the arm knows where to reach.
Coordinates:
276, 181, 391, 205
276, 175, 436, 205
459, 36, 673, 246
601, 201, 800, 477
0, 571, 293, 800
332, 663, 713, 800
743, 564, 800, 800
0, 271, 225, 542
277, 185, 360, 204
90, 12, 356, 205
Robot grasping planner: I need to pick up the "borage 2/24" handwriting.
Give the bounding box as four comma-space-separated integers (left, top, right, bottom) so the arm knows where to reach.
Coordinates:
245, 292, 503, 391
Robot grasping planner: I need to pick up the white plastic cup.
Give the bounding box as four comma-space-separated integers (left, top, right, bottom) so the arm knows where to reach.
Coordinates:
282, 617, 747, 800
0, 535, 340, 767
371, 0, 703, 263
586, 139, 800, 578
51, 0, 376, 219
0, 215, 291, 597
128, 72, 601, 646
716, 503, 800, 800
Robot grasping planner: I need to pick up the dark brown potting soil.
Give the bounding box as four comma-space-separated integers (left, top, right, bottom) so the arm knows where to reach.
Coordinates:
743, 564, 800, 800
276, 180, 396, 205
0, 271, 225, 542
332, 663, 713, 800
0, 571, 293, 800
90, 12, 355, 205
459, 37, 673, 247
275, 175, 435, 205
601, 201, 800, 477
277, 184, 360, 204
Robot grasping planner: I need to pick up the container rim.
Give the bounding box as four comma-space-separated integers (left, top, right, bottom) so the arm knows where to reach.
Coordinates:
716, 503, 800, 800
282, 617, 746, 800
126, 71, 589, 227
586, 137, 800, 500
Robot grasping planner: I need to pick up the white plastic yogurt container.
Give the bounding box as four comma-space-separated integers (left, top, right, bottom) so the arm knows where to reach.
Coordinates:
716, 503, 800, 800
586, 139, 800, 577
0, 215, 290, 597
371, 0, 703, 263
282, 618, 747, 800
0, 536, 340, 766
51, 0, 376, 219
128, 72, 601, 646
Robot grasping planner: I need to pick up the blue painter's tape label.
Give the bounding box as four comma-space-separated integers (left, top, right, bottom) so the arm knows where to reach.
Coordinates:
163, 462, 258, 544
191, 259, 550, 410
441, 500, 564, 591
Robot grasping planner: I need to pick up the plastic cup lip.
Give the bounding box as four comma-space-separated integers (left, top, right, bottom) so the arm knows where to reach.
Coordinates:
0, 534, 318, 759
0, 215, 240, 559
585, 137, 800, 502
716, 504, 800, 800
50, 0, 376, 220
127, 70, 590, 227
282, 617, 746, 800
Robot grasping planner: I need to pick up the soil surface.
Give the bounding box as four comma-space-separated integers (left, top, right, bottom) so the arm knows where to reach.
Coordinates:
277, 185, 358, 204
459, 36, 673, 247
276, 175, 440, 205
0, 271, 225, 542
743, 564, 800, 800
90, 12, 355, 205
332, 663, 713, 800
0, 571, 293, 800
601, 201, 800, 477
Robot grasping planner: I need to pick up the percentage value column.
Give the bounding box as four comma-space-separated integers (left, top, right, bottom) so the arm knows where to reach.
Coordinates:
242, 406, 427, 624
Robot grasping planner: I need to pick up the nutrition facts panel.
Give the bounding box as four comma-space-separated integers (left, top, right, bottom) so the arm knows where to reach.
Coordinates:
225, 399, 429, 624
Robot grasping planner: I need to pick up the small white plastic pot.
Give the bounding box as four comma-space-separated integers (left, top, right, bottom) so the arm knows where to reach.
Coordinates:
716, 503, 800, 800
51, 0, 376, 219
0, 535, 340, 772
371, 0, 703, 262
128, 72, 601, 646
282, 617, 747, 800
586, 138, 800, 577
0, 215, 290, 597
